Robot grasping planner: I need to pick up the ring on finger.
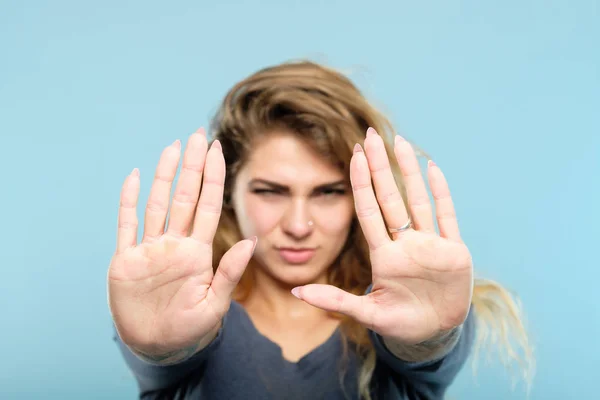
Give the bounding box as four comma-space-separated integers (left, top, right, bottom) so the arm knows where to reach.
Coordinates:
388, 217, 413, 233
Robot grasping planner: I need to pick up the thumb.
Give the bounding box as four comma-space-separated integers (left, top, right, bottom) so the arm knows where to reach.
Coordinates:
292, 284, 373, 328
210, 237, 257, 305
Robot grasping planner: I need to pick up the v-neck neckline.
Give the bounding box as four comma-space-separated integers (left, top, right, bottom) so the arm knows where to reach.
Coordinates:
235, 301, 342, 368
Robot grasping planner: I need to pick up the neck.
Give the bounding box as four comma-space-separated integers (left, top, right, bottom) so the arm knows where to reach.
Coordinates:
244, 265, 330, 323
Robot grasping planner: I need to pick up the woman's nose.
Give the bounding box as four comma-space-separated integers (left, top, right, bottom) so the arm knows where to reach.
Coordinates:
281, 199, 314, 239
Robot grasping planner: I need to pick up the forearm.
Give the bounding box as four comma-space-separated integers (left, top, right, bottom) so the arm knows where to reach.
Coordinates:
114, 319, 224, 394
130, 321, 222, 366
382, 324, 463, 364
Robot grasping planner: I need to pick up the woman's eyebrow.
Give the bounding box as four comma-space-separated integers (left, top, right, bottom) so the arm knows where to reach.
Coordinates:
248, 179, 347, 192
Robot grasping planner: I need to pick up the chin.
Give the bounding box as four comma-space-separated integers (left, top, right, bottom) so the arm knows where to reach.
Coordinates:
266, 260, 329, 287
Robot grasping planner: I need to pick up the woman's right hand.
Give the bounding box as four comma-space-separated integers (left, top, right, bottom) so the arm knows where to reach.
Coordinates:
107, 128, 255, 363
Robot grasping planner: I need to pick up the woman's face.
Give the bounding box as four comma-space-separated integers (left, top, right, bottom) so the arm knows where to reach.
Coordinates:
232, 131, 355, 287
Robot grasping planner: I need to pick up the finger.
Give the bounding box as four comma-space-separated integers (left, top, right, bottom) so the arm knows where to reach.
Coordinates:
394, 135, 436, 233
191, 140, 225, 244
142, 140, 181, 243
166, 128, 208, 237
116, 168, 140, 254
363, 128, 410, 239
209, 237, 256, 305
428, 160, 462, 242
292, 284, 374, 329
350, 144, 390, 250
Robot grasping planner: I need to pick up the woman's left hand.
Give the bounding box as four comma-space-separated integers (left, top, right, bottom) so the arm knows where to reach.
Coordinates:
293, 127, 473, 345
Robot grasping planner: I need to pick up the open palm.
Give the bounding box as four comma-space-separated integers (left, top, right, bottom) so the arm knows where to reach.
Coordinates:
294, 128, 473, 345
108, 129, 255, 357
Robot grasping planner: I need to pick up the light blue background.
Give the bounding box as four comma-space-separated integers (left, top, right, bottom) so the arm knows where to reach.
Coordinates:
1, 1, 598, 399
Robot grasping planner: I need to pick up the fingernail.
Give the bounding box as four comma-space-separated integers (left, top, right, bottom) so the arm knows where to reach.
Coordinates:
131, 167, 139, 177
353, 143, 363, 153
291, 287, 301, 299
366, 127, 377, 137
428, 160, 437, 168
195, 127, 206, 136
250, 236, 258, 255
395, 135, 406, 146
173, 139, 181, 149
211, 140, 222, 151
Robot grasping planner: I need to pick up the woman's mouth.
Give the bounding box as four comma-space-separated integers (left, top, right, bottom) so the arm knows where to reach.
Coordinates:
277, 248, 316, 264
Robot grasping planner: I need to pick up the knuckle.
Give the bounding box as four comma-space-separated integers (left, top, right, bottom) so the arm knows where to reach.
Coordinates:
216, 265, 237, 284
401, 166, 421, 178
370, 163, 390, 174
201, 179, 224, 189
154, 173, 173, 183
120, 199, 136, 208
352, 182, 372, 191
433, 188, 451, 200
143, 234, 161, 242
378, 190, 403, 206
410, 194, 430, 207
181, 164, 204, 174
334, 291, 345, 312
118, 220, 137, 230
172, 192, 198, 206
437, 210, 456, 220
146, 201, 168, 212
197, 203, 222, 215
356, 205, 380, 219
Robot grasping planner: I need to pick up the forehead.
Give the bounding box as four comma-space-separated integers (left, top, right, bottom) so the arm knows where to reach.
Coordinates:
242, 132, 344, 186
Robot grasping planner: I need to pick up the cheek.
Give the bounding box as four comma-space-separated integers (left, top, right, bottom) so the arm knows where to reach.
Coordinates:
313, 199, 355, 236
238, 194, 283, 236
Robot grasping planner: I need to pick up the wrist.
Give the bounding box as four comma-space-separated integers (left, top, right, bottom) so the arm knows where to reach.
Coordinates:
131, 320, 222, 366
382, 325, 463, 363
133, 342, 204, 366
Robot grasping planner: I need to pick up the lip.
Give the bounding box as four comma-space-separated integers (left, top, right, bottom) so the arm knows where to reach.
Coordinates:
277, 247, 316, 264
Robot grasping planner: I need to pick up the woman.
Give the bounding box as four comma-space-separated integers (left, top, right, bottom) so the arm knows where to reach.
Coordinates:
108, 61, 532, 399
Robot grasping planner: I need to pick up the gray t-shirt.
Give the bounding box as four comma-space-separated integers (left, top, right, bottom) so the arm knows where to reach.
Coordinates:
114, 301, 475, 399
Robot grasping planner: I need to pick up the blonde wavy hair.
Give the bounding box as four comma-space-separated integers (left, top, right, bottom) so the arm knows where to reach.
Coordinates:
209, 60, 534, 399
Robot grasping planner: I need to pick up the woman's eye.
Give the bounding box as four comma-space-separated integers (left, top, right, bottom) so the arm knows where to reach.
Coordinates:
252, 189, 281, 196
317, 189, 346, 197
251, 188, 346, 197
